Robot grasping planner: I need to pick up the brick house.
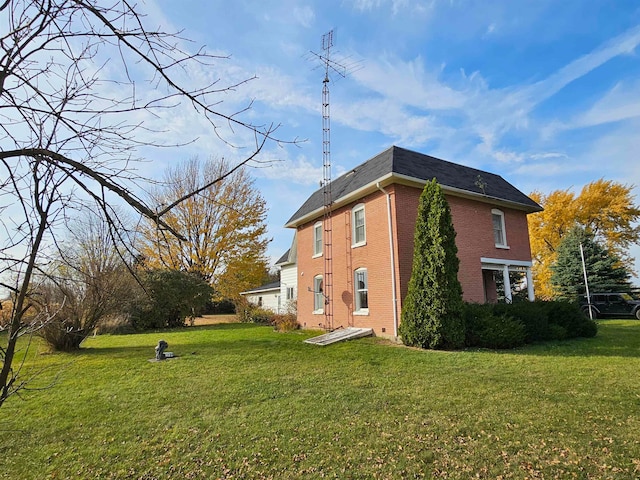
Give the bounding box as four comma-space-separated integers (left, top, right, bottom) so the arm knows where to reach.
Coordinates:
284, 146, 542, 338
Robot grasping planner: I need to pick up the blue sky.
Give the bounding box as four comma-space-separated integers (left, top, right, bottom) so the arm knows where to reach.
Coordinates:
142, 0, 640, 280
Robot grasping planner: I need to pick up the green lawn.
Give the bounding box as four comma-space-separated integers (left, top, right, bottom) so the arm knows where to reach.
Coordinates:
1, 321, 639, 479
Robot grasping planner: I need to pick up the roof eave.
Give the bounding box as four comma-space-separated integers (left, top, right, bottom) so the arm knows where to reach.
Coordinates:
284, 172, 541, 228
240, 286, 281, 295
284, 172, 395, 228
392, 173, 542, 212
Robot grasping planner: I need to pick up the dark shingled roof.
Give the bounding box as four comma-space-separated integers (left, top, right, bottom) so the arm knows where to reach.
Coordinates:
286, 146, 541, 226
241, 281, 280, 294
275, 249, 291, 265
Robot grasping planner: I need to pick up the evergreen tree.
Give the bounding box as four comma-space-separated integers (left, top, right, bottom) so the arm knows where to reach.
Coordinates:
551, 226, 632, 300
399, 179, 465, 349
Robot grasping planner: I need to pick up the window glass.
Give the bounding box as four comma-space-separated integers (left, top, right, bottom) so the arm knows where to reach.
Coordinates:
492, 209, 506, 246
313, 222, 322, 256
354, 269, 368, 311
314, 276, 324, 312
353, 205, 366, 245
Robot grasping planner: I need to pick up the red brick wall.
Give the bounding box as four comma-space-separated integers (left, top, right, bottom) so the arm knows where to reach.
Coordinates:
393, 187, 534, 305
296, 189, 398, 335
296, 183, 534, 335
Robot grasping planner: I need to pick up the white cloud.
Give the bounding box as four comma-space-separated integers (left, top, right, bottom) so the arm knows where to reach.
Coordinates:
529, 152, 569, 161
334, 97, 456, 147
349, 0, 435, 15
572, 81, 640, 128
484, 22, 497, 37
353, 55, 467, 110
293, 6, 315, 27
423, 23, 640, 167
510, 24, 640, 114
254, 154, 324, 186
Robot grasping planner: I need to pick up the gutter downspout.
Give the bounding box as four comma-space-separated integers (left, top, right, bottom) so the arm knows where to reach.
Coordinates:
377, 182, 399, 338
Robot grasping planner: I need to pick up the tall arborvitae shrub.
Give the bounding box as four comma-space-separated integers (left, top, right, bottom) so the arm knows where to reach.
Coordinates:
399, 179, 465, 349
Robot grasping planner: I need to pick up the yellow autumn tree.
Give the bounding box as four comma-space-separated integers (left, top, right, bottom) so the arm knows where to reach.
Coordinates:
139, 157, 270, 301
529, 179, 640, 299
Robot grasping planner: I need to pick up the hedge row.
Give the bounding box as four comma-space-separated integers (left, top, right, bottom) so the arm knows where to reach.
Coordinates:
463, 300, 598, 349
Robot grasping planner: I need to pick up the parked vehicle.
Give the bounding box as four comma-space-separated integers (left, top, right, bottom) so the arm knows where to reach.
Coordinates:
580, 292, 640, 319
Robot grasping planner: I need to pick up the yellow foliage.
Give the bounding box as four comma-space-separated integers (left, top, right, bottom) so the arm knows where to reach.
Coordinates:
529, 179, 640, 299
139, 157, 270, 299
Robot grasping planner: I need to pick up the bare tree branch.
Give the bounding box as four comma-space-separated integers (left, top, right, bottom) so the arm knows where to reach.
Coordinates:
0, 0, 297, 407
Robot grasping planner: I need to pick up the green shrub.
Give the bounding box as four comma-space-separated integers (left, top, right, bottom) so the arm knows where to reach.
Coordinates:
463, 303, 526, 349
463, 302, 493, 346
577, 318, 598, 338
130, 269, 213, 330
479, 313, 526, 349
544, 300, 597, 339
462, 300, 597, 349
548, 323, 568, 340
493, 301, 551, 342
206, 298, 236, 314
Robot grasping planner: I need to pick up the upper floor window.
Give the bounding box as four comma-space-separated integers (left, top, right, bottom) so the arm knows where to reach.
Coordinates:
492, 209, 508, 248
352, 204, 366, 247
313, 221, 323, 257
354, 268, 369, 313
286, 287, 294, 300
313, 275, 324, 313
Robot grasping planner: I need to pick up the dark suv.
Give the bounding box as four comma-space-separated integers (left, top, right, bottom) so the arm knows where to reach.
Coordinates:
580, 293, 640, 319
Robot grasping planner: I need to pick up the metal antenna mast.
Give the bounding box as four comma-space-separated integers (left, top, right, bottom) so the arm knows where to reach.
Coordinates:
310, 29, 358, 330
317, 30, 344, 331
321, 31, 335, 331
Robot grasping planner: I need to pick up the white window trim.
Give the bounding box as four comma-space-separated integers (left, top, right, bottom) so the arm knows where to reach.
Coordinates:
354, 268, 369, 314
313, 221, 323, 257
491, 208, 509, 249
352, 203, 366, 248
313, 275, 324, 314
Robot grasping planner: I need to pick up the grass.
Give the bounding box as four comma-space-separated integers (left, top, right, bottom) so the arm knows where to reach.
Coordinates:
1, 321, 640, 479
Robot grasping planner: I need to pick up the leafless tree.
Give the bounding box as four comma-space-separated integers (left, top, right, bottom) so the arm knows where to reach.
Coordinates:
32, 211, 139, 351
0, 0, 294, 407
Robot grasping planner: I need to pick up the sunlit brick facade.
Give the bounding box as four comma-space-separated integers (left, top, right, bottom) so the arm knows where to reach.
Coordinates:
286, 146, 542, 338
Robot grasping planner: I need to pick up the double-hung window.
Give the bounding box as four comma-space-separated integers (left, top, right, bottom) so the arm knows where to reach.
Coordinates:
313, 275, 324, 313
352, 204, 366, 247
354, 268, 368, 313
313, 221, 323, 257
492, 209, 508, 248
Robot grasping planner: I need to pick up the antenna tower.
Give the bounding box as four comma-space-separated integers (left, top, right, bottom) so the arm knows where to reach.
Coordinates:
310, 30, 356, 331
321, 31, 335, 331
318, 30, 345, 331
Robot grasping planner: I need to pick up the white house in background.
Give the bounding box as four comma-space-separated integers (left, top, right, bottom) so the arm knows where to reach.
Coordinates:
239, 234, 298, 313
240, 280, 281, 312
277, 232, 298, 311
